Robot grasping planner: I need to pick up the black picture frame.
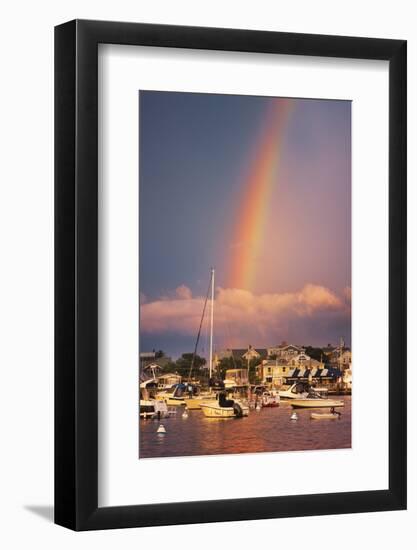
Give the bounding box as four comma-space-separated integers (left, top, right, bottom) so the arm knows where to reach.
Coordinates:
55, 19, 407, 531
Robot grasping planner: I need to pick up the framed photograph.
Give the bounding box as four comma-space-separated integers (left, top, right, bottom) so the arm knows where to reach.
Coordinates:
55, 20, 406, 530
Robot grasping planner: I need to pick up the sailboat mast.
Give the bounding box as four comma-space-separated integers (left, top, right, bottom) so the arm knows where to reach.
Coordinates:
209, 268, 215, 380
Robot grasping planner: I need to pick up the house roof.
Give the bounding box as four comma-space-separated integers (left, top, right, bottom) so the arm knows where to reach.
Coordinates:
143, 363, 162, 371
230, 349, 248, 359
231, 348, 268, 360
284, 366, 342, 379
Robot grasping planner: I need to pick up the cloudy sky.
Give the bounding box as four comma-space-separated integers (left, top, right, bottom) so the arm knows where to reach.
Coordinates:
139, 91, 351, 359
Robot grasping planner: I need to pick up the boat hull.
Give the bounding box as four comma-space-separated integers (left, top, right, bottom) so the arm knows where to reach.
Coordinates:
311, 412, 341, 420
185, 395, 217, 410
139, 400, 155, 418
278, 391, 308, 400
156, 396, 186, 407
291, 399, 344, 409
156, 392, 216, 409
183, 398, 202, 410
199, 401, 249, 418
199, 403, 235, 418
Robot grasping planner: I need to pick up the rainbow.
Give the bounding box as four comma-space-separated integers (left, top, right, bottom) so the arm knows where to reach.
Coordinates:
228, 98, 294, 290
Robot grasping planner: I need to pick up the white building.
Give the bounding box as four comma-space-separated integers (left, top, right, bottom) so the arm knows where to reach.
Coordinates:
267, 343, 304, 360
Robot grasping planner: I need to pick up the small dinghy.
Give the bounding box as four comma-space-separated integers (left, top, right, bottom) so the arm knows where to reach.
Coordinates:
311, 411, 341, 420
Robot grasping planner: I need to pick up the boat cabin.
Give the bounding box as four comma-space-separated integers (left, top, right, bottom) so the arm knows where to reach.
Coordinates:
224, 368, 249, 388
157, 373, 182, 390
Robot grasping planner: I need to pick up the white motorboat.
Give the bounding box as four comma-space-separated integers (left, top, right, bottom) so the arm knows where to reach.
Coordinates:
200, 391, 249, 418
140, 397, 174, 419
291, 395, 344, 409
280, 384, 342, 408
278, 383, 309, 400
155, 386, 187, 407
157, 383, 216, 410
139, 398, 156, 418
140, 382, 158, 418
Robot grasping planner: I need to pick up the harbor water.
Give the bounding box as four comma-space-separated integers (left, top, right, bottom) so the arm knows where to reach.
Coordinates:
139, 396, 351, 459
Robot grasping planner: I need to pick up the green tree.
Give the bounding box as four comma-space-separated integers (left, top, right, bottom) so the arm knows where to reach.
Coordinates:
158, 361, 178, 373
175, 353, 206, 376
217, 356, 242, 379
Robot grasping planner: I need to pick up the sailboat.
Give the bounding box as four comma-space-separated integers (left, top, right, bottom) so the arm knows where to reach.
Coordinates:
199, 269, 249, 419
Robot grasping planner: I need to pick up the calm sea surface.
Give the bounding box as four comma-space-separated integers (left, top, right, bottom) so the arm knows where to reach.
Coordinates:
139, 396, 351, 459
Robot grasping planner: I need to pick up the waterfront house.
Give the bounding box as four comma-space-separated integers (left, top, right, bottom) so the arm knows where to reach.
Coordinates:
254, 346, 326, 386
257, 359, 291, 386
288, 351, 322, 368
241, 345, 268, 363
337, 349, 352, 368
342, 368, 352, 390
284, 366, 342, 387
328, 348, 352, 369
267, 342, 304, 360
322, 338, 351, 369
257, 360, 342, 389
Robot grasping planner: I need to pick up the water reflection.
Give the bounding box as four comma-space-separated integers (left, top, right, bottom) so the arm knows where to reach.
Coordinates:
140, 396, 351, 459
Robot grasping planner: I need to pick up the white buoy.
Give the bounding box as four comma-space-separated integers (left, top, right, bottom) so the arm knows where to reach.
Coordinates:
256, 404, 262, 412
157, 424, 166, 434
290, 412, 298, 421
182, 409, 189, 419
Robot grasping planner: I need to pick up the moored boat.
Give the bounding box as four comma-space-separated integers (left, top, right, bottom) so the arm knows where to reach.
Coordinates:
140, 396, 174, 419
291, 397, 344, 409
140, 381, 158, 418
261, 390, 280, 407
157, 383, 216, 410
139, 398, 156, 418
155, 388, 187, 407
200, 391, 249, 418
311, 411, 341, 420
278, 382, 309, 400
